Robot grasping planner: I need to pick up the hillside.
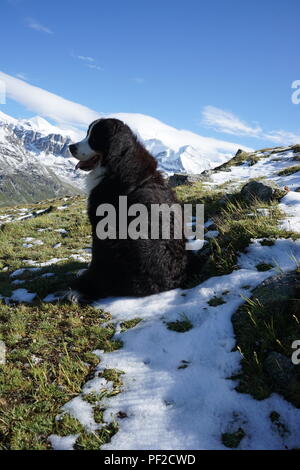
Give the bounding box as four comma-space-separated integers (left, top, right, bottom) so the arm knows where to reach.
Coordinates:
0, 144, 300, 450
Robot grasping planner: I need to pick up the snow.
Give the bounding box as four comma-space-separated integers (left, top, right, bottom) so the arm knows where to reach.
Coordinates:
22, 238, 44, 248
48, 145, 300, 450
279, 191, 300, 233
205, 230, 219, 239
0, 109, 253, 187
11, 288, 36, 303
51, 239, 300, 450
54, 228, 68, 234
23, 257, 68, 267
49, 434, 80, 451
43, 293, 60, 302
109, 112, 253, 170
91, 240, 300, 450
61, 396, 101, 432
2, 113, 299, 449
10, 267, 41, 278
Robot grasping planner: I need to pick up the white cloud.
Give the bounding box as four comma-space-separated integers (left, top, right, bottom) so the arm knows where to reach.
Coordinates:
202, 106, 262, 137
26, 18, 53, 34
72, 54, 103, 71
202, 105, 300, 145
77, 56, 95, 63
86, 64, 103, 71
0, 71, 100, 129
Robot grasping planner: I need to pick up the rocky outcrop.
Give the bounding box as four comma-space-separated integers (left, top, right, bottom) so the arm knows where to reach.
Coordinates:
167, 173, 207, 187
232, 271, 300, 407
239, 180, 287, 202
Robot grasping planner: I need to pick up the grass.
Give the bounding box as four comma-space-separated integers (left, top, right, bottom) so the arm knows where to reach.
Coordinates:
176, 180, 300, 411
188, 197, 298, 286
1, 175, 300, 449
207, 296, 226, 307
166, 314, 193, 333
120, 318, 142, 332
221, 428, 245, 448
256, 263, 274, 272
175, 181, 226, 220
278, 165, 300, 176
175, 182, 298, 289
231, 283, 300, 407
214, 151, 263, 171
0, 196, 123, 449
0, 301, 122, 449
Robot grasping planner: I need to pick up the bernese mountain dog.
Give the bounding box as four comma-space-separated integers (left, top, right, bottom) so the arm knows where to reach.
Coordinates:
68, 118, 191, 303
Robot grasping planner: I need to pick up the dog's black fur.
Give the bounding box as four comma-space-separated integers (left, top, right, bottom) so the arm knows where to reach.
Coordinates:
70, 118, 191, 301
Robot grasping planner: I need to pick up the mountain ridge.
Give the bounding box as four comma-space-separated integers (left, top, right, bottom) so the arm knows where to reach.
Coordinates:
0, 110, 253, 206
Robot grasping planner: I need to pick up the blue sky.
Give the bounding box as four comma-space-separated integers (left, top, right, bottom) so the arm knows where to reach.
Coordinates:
1, 0, 300, 148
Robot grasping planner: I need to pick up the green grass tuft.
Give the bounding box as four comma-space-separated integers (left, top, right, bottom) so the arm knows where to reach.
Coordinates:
166, 314, 193, 333
278, 165, 300, 176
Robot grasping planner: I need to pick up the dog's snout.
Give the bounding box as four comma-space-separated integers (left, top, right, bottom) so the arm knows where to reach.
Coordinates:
69, 144, 77, 156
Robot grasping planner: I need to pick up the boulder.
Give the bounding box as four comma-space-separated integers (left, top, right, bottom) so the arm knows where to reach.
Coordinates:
240, 180, 286, 203
167, 173, 207, 188
232, 271, 300, 407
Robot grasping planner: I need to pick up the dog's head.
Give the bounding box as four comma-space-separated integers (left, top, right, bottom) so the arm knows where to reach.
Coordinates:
69, 118, 126, 171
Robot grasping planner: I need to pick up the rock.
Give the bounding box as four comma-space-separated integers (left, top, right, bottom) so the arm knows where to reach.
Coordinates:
292, 144, 300, 153
232, 271, 300, 407
167, 173, 206, 187
263, 352, 295, 388
250, 271, 299, 306
240, 180, 286, 203
0, 341, 6, 365
232, 272, 300, 331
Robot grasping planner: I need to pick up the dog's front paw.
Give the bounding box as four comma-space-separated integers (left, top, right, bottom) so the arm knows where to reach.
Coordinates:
64, 289, 93, 305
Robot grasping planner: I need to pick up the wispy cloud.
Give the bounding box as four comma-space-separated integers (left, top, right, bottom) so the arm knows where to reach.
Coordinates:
72, 53, 103, 71
202, 105, 300, 145
77, 55, 95, 63
0, 72, 255, 159
26, 18, 53, 34
87, 64, 104, 71
0, 71, 100, 129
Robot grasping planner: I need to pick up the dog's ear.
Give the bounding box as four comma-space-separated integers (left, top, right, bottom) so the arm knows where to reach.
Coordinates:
108, 133, 157, 191
89, 119, 126, 155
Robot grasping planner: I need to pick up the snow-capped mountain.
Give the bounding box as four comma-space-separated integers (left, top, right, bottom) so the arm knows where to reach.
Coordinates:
109, 112, 253, 173
0, 109, 252, 206
0, 113, 81, 206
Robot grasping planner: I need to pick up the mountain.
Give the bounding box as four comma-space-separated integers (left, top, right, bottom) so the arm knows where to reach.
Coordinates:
0, 115, 82, 206
109, 112, 253, 173
0, 110, 252, 206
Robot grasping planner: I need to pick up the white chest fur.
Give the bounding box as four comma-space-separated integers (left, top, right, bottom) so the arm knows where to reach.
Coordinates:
85, 165, 107, 193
